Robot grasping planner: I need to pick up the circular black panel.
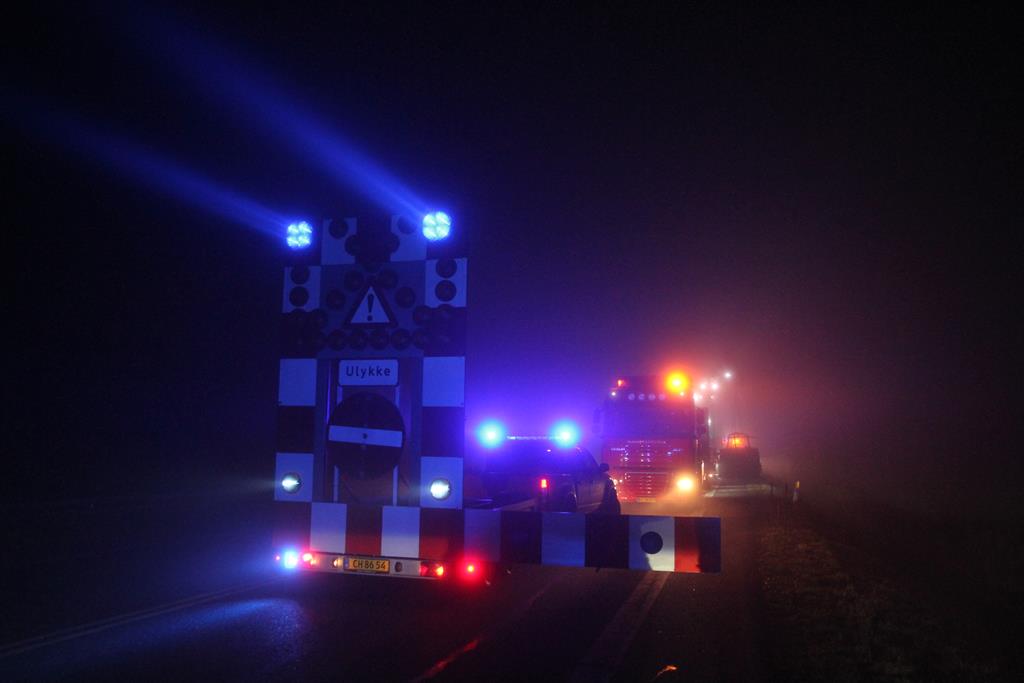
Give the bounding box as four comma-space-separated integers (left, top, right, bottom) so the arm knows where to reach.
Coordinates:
375, 270, 398, 289
640, 531, 664, 555
328, 218, 349, 239
412, 305, 432, 326
435, 258, 457, 279
327, 330, 346, 350
412, 329, 429, 349
348, 330, 367, 350
326, 289, 346, 310
370, 329, 389, 349
435, 280, 456, 302
391, 329, 411, 350
289, 287, 309, 308
290, 266, 310, 285
309, 308, 328, 330
344, 271, 365, 292
326, 392, 405, 480
395, 287, 415, 309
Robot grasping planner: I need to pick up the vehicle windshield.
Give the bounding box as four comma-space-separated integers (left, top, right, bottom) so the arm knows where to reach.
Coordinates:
602, 404, 695, 438
482, 442, 582, 474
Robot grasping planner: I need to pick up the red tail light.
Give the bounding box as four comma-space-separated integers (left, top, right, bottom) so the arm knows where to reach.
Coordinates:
540, 478, 549, 490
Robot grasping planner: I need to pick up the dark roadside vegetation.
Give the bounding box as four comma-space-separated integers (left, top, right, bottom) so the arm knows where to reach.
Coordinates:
757, 494, 1019, 681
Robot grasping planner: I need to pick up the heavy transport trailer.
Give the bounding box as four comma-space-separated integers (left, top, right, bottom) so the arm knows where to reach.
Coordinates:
594, 374, 712, 503
272, 213, 721, 581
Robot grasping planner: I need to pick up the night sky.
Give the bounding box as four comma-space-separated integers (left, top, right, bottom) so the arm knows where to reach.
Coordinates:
4, 4, 1019, 515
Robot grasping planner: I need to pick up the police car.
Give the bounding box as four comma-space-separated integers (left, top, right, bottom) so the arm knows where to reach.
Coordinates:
479, 438, 621, 514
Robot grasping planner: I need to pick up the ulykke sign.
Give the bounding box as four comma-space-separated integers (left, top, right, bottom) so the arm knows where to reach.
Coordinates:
339, 359, 399, 385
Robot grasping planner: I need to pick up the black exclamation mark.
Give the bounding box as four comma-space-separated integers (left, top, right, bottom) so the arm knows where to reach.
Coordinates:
367, 292, 375, 321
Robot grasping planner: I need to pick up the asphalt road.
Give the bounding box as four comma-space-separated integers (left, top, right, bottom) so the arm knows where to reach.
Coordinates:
1, 490, 776, 682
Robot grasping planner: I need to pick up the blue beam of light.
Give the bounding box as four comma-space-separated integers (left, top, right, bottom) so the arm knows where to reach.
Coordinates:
127, 11, 433, 225
6, 98, 292, 240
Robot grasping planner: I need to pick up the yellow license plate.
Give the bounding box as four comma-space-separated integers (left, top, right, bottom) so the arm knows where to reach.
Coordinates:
345, 557, 390, 573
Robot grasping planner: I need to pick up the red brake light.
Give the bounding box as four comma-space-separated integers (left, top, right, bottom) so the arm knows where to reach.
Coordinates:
540, 478, 548, 490
434, 565, 445, 578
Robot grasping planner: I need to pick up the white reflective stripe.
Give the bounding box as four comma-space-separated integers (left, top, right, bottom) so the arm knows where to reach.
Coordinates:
310, 503, 347, 553
422, 356, 465, 407
381, 506, 420, 558
541, 512, 586, 567
628, 515, 675, 571
328, 425, 403, 448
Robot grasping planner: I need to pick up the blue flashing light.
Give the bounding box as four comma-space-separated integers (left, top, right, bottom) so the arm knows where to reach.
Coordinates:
280, 549, 299, 570
286, 221, 313, 249
551, 421, 580, 447
422, 212, 452, 241
476, 420, 506, 448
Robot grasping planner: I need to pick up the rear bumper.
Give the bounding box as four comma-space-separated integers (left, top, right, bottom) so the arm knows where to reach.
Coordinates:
277, 551, 451, 579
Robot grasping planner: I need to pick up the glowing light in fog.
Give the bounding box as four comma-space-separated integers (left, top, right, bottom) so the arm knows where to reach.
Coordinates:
429, 478, 452, 500
422, 211, 452, 241
551, 421, 580, 447
281, 550, 299, 570
286, 221, 313, 249
280, 473, 301, 493
676, 476, 696, 493
666, 373, 690, 393
477, 420, 506, 448
724, 371, 733, 380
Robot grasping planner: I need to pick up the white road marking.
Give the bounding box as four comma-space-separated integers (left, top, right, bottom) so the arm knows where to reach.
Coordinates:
569, 571, 669, 683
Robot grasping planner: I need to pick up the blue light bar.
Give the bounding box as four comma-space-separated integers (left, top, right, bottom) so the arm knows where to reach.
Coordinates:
551, 421, 580, 447
286, 221, 313, 249
476, 420, 506, 448
422, 212, 452, 241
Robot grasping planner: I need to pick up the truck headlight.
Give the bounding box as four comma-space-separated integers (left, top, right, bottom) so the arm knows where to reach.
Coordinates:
676, 475, 696, 493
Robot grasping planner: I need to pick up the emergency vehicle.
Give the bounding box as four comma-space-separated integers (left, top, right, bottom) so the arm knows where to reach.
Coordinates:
272, 215, 721, 580
595, 374, 711, 502
713, 432, 761, 481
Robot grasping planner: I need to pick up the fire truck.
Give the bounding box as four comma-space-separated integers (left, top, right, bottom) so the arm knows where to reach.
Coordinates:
594, 373, 711, 502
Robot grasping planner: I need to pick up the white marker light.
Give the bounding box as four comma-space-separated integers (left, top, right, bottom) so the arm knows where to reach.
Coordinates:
429, 478, 452, 500
281, 473, 301, 494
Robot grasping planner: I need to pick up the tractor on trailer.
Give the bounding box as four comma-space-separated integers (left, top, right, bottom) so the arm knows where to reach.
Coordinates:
272, 214, 721, 580
595, 374, 712, 503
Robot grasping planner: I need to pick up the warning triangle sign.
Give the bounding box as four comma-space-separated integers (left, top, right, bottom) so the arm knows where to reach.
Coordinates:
344, 286, 395, 327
